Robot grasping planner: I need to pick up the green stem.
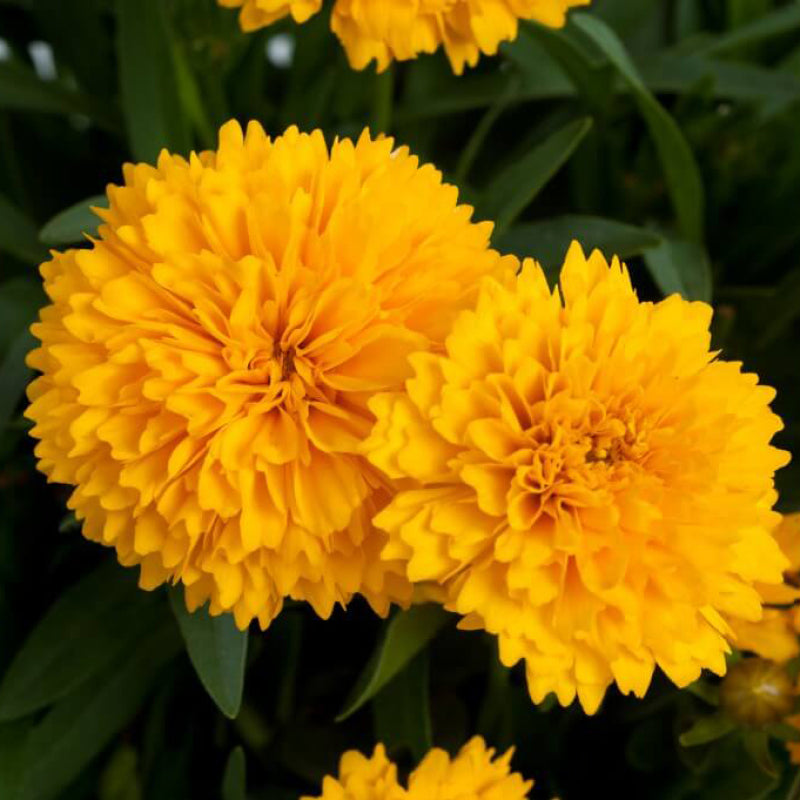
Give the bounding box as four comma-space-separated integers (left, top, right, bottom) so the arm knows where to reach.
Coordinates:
787, 767, 800, 800
371, 66, 394, 134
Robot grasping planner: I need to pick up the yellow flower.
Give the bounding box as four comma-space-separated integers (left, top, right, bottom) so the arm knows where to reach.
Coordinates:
26, 120, 509, 630
220, 0, 590, 74
365, 242, 790, 713
727, 513, 800, 663
302, 744, 406, 800
302, 737, 533, 799
407, 737, 532, 799
218, 0, 321, 31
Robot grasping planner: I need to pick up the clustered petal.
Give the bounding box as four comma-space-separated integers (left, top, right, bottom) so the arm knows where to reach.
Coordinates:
366, 242, 790, 712
302, 737, 532, 799
727, 513, 800, 663
219, 0, 590, 73
26, 120, 509, 630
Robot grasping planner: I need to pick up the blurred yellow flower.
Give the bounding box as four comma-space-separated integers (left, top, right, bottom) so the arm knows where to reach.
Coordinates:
220, 0, 589, 74
366, 242, 789, 713
727, 513, 800, 663
303, 737, 532, 799
26, 120, 508, 630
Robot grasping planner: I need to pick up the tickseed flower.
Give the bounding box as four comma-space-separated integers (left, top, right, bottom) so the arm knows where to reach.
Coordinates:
728, 513, 800, 663
302, 737, 532, 799
26, 120, 509, 630
219, 0, 590, 74
365, 242, 790, 713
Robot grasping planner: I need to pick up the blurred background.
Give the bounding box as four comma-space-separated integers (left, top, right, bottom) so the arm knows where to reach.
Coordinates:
1, 0, 800, 797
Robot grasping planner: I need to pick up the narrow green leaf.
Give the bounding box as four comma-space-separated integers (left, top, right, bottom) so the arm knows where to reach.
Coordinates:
0, 279, 44, 355
679, 714, 736, 747
373, 651, 432, 763
0, 62, 118, 131
18, 616, 181, 800
572, 13, 705, 242
643, 236, 713, 303
0, 329, 35, 428
221, 747, 246, 800
494, 214, 662, 276
698, 4, 800, 55
39, 195, 106, 246
98, 745, 142, 800
0, 193, 46, 264
0, 562, 164, 721
742, 730, 778, 778
764, 722, 800, 742
337, 604, 450, 721
0, 720, 32, 800
168, 588, 248, 719
117, 0, 191, 162
481, 117, 593, 234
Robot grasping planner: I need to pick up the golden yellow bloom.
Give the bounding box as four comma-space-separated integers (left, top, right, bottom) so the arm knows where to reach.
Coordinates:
366, 242, 790, 713
303, 737, 532, 799
728, 513, 800, 662
26, 120, 508, 630
407, 737, 532, 799
218, 0, 321, 31
220, 0, 590, 74
302, 744, 406, 800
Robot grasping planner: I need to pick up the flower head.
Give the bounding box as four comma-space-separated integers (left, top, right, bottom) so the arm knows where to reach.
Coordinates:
366, 242, 790, 712
407, 737, 532, 799
727, 513, 800, 663
26, 120, 507, 629
302, 744, 406, 800
220, 0, 590, 74
303, 738, 532, 799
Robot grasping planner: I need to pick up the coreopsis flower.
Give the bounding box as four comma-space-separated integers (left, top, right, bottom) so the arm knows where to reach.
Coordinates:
26, 120, 509, 629
303, 737, 532, 799
365, 242, 790, 713
218, 0, 320, 30
219, 0, 590, 74
728, 513, 800, 663
303, 744, 406, 800
406, 737, 532, 799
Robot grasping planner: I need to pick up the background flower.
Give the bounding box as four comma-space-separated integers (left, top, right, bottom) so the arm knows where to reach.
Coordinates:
220, 0, 590, 73
26, 120, 509, 630
367, 243, 790, 713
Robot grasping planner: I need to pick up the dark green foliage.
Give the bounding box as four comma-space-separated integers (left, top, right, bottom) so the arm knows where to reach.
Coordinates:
1, 0, 800, 797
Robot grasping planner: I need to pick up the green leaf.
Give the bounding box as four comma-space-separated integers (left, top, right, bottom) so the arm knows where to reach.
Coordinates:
98, 745, 142, 800
742, 730, 778, 778
494, 215, 662, 276
17, 615, 181, 800
221, 747, 246, 800
572, 13, 705, 243
39, 196, 106, 246
643, 236, 713, 302
0, 193, 46, 264
685, 679, 721, 707
698, 4, 800, 56
0, 61, 118, 130
0, 562, 164, 721
679, 714, 736, 747
168, 588, 248, 719
481, 117, 593, 235
0, 329, 35, 429
373, 651, 432, 763
0, 279, 44, 355
337, 604, 450, 721
0, 720, 32, 800
117, 0, 191, 162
